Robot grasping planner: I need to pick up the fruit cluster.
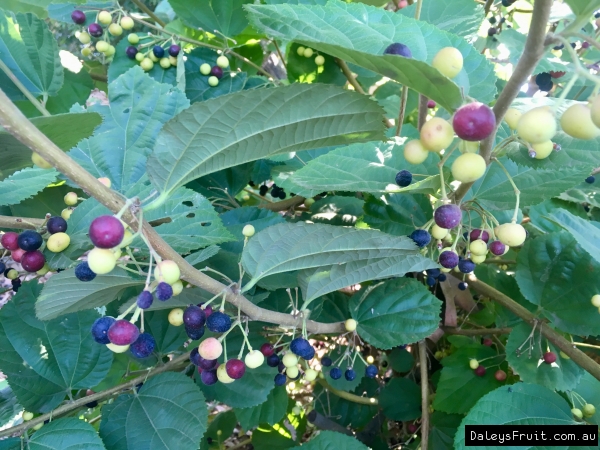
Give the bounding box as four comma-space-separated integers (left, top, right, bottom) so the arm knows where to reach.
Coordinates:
198, 55, 230, 87
296, 46, 325, 67
384, 41, 465, 79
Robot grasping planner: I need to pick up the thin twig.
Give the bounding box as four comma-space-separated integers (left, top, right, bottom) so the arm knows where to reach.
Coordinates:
273, 40, 287, 71
129, 0, 166, 27
335, 58, 365, 94
441, 326, 512, 336
417, 95, 429, 130
317, 379, 378, 405
419, 340, 429, 450
395, 86, 409, 136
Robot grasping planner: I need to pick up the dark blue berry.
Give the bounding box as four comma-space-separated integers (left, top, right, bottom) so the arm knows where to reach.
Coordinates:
488, 17, 497, 24
278, 362, 285, 373
85, 400, 98, 408
410, 229, 431, 247
330, 367, 342, 380
152, 45, 165, 58
17, 231, 43, 251
259, 185, 269, 196
130, 333, 156, 358
321, 356, 332, 367
267, 354, 280, 367
277, 190, 286, 200
190, 347, 202, 366
384, 43, 412, 58
185, 325, 205, 340
46, 216, 67, 234
487, 27, 497, 36
75, 261, 96, 282
458, 259, 476, 274
553, 43, 564, 50
458, 282, 468, 291
426, 276, 436, 287
274, 373, 287, 386
345, 368, 356, 381
156, 282, 172, 301
365, 365, 378, 378
437, 273, 447, 282
206, 311, 231, 333
426, 268, 441, 278
0, 262, 5, 274
201, 370, 218, 385
290, 337, 312, 358
91, 316, 116, 344
136, 290, 153, 309
184, 305, 206, 329
125, 46, 138, 59
11, 278, 21, 292
302, 346, 315, 361
395, 170, 412, 187
586, 176, 595, 184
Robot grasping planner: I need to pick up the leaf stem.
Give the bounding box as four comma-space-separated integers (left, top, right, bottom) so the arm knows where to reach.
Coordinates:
0, 59, 50, 117
317, 379, 378, 405
395, 86, 409, 136
335, 58, 365, 94
419, 339, 430, 450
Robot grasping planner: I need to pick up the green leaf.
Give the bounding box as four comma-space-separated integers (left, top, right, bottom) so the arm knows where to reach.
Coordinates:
241, 221, 432, 293
303, 196, 364, 227
245, 2, 496, 110
235, 386, 288, 430
527, 199, 587, 233
138, 309, 188, 356
0, 167, 57, 207
28, 418, 107, 450
378, 377, 421, 421
220, 206, 285, 254
454, 383, 577, 449
0, 12, 63, 98
313, 378, 378, 429
429, 412, 462, 450
388, 347, 414, 373
323, 356, 366, 392
169, 0, 251, 37
0, 282, 112, 412
515, 231, 600, 336
0, 112, 102, 180
466, 157, 589, 210
570, 372, 600, 427
286, 43, 346, 86
48, 2, 114, 25
350, 278, 442, 349
546, 208, 600, 267
202, 411, 237, 450
146, 84, 385, 198
398, 0, 484, 39
185, 245, 221, 266
291, 141, 440, 194
505, 322, 583, 392
99, 372, 208, 450
36, 268, 144, 321
0, 384, 21, 428
0, 438, 20, 450
69, 66, 189, 191
293, 431, 368, 450
10, 183, 77, 218
362, 193, 433, 236
564, 0, 600, 17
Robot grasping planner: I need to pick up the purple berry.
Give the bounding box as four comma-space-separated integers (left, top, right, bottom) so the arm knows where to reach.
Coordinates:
198, 303, 213, 317
89, 215, 124, 249
434, 204, 462, 229
260, 343, 274, 357
152, 45, 165, 58
107, 319, 140, 345
184, 305, 206, 329
190, 348, 218, 371
439, 250, 459, 269
274, 373, 286, 386
18, 231, 43, 251
210, 66, 223, 79
156, 282, 173, 301
21, 251, 45, 272
453, 102, 496, 142
384, 42, 412, 58
88, 23, 103, 37
71, 10, 86, 24
185, 325, 205, 340
75, 261, 96, 282
470, 229, 489, 243
46, 216, 67, 234
201, 370, 218, 385
125, 46, 138, 59
267, 354, 280, 367
91, 316, 115, 344
226, 359, 246, 379
206, 311, 231, 333
130, 333, 156, 358
489, 240, 506, 256
168, 44, 180, 57
136, 290, 153, 309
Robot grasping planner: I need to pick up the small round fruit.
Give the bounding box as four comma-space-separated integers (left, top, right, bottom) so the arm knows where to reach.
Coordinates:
530, 140, 553, 160
403, 140, 429, 164
157, 57, 170, 69
458, 259, 475, 273
474, 365, 486, 376
482, 338, 493, 346
47, 216, 67, 234
572, 408, 583, 420
583, 403, 596, 417
21, 251, 45, 272
135, 52, 144, 62
88, 23, 103, 38
211, 66, 223, 79
395, 169, 412, 187
410, 229, 431, 247
469, 358, 479, 370
591, 295, 600, 308
198, 337, 223, 360
81, 47, 92, 57
32, 152, 52, 169
108, 23, 122, 36
504, 108, 521, 130
107, 319, 140, 346
127, 33, 139, 44
286, 366, 299, 379
125, 46, 138, 59
420, 118, 454, 152
432, 47, 463, 78
315, 55, 325, 66
470, 229, 489, 243
71, 10, 86, 24
89, 215, 124, 249
274, 373, 287, 386
260, 343, 274, 357
64, 193, 79, 208
494, 369, 507, 381
199, 63, 211, 75
469, 239, 488, 256
140, 58, 154, 71
489, 240, 506, 256
78, 31, 91, 44
149, 52, 159, 62
242, 224, 255, 237
245, 350, 265, 369
226, 359, 246, 379
154, 260, 180, 284
282, 353, 298, 367
23, 411, 34, 421
439, 249, 459, 269
87, 248, 116, 274
5, 268, 19, 279
96, 40, 109, 53
168, 308, 184, 326
345, 319, 357, 332
586, 176, 595, 184
345, 368, 356, 381
91, 317, 115, 345
216, 55, 229, 68
208, 76, 219, 87
590, 95, 600, 128
267, 354, 280, 367
168, 44, 180, 57
18, 230, 43, 251
11, 248, 25, 263
303, 47, 314, 58
543, 351, 556, 364
560, 103, 600, 140
365, 365, 378, 378
434, 204, 462, 229
98, 11, 112, 25
517, 107, 557, 144
47, 232, 70, 253
451, 153, 486, 183
452, 102, 496, 141
184, 305, 206, 329
296, 46, 306, 56
217, 363, 235, 384
152, 45, 165, 59
495, 223, 526, 247
107, 343, 130, 353
103, 45, 115, 57
120, 16, 134, 30
383, 42, 412, 58
169, 55, 177, 66
304, 368, 318, 382
427, 100, 436, 108
37, 263, 50, 276
130, 333, 156, 358
171, 280, 183, 296
206, 311, 231, 332
431, 225, 448, 240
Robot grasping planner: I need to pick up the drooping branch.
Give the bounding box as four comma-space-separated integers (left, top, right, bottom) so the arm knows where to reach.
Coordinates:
0, 88, 345, 335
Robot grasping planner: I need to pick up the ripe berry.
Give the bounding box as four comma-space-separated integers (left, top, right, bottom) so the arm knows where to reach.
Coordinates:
47, 232, 70, 253
543, 351, 556, 364
427, 268, 441, 278
107, 320, 140, 346
345, 318, 357, 332
89, 216, 124, 249
11, 248, 25, 263
185, 325, 205, 340
11, 278, 21, 292
168, 44, 181, 57
321, 356, 332, 367
427, 276, 437, 287
126, 46, 138, 59
494, 369, 507, 381
420, 118, 454, 152
21, 251, 45, 272
88, 23, 103, 38
0, 262, 5, 274
483, 338, 493, 347
245, 350, 265, 369
1, 232, 19, 251
439, 250, 459, 269
91, 316, 116, 344
136, 290, 153, 309
75, 262, 96, 282
199, 303, 213, 317
365, 365, 378, 378
201, 369, 218, 386
152, 45, 165, 58
225, 359, 246, 379
198, 338, 223, 361
489, 240, 506, 256
407, 423, 418, 434
395, 170, 412, 187
586, 176, 596, 184
18, 231, 43, 251
155, 282, 173, 301
130, 333, 156, 358
452, 102, 495, 141
267, 354, 280, 367
434, 204, 462, 229
560, 103, 600, 140
438, 273, 447, 282
403, 140, 429, 165
210, 66, 223, 79
274, 373, 287, 386
432, 47, 463, 78
495, 223, 526, 247
474, 365, 486, 376
71, 10, 86, 24
259, 343, 274, 357
383, 42, 412, 58
330, 367, 342, 380
46, 216, 67, 234
303, 346, 315, 361
451, 153, 486, 183
206, 311, 231, 333
458, 281, 468, 290
344, 368, 356, 381
470, 229, 489, 243
410, 229, 431, 247
517, 107, 556, 144
184, 305, 206, 329
458, 259, 475, 273
535, 72, 552, 90
427, 100, 436, 108
487, 27, 497, 36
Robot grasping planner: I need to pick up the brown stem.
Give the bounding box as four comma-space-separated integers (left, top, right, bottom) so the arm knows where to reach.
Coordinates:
129, 0, 166, 27
0, 216, 45, 230
417, 95, 428, 130
460, 273, 600, 382
484, 0, 494, 15
89, 72, 108, 83
442, 326, 512, 336
259, 195, 305, 212
419, 340, 429, 450
395, 86, 409, 136
335, 58, 365, 94
0, 88, 344, 335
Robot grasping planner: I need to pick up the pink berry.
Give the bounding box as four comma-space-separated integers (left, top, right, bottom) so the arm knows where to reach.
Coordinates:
482, 338, 493, 347
452, 102, 496, 142
1, 232, 19, 251
474, 365, 486, 377
407, 423, 418, 433
198, 337, 222, 360
494, 369, 507, 381
543, 351, 556, 364
225, 359, 246, 379
427, 100, 436, 109
489, 241, 506, 256
260, 343, 274, 357
21, 251, 45, 272
89, 215, 125, 249
11, 248, 25, 263
107, 320, 140, 345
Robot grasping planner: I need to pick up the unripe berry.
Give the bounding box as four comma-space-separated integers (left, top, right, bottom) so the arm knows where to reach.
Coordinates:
31, 152, 52, 169
64, 192, 78, 206
96, 41, 109, 53
591, 295, 600, 308
82, 47, 92, 57
459, 140, 479, 154
61, 208, 73, 220
154, 260, 180, 285
504, 108, 521, 129
286, 366, 299, 379
451, 153, 486, 183
217, 363, 235, 384
140, 58, 154, 71
420, 118, 454, 152
23, 411, 34, 421
216, 55, 229, 68
431, 225, 448, 240
517, 107, 557, 144
282, 353, 298, 367
469, 358, 479, 370
590, 96, 600, 129
168, 308, 184, 326
200, 63, 211, 75
432, 47, 463, 78
120, 16, 134, 30
242, 224, 255, 237
198, 337, 223, 360
36, 263, 50, 276
159, 57, 171, 69
495, 223, 526, 247
244, 350, 265, 369
344, 318, 357, 332
98, 11, 112, 25
583, 403, 596, 417
572, 408, 583, 420
108, 23, 122, 36
208, 76, 219, 87
127, 33, 139, 44
304, 368, 318, 382
403, 139, 429, 164
47, 232, 70, 253
107, 343, 130, 353
303, 48, 314, 58
469, 239, 488, 256
135, 52, 144, 62
78, 32, 91, 44
315, 55, 325, 66
530, 141, 553, 160
494, 369, 507, 381
87, 248, 116, 274
169, 56, 177, 66
560, 103, 600, 140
